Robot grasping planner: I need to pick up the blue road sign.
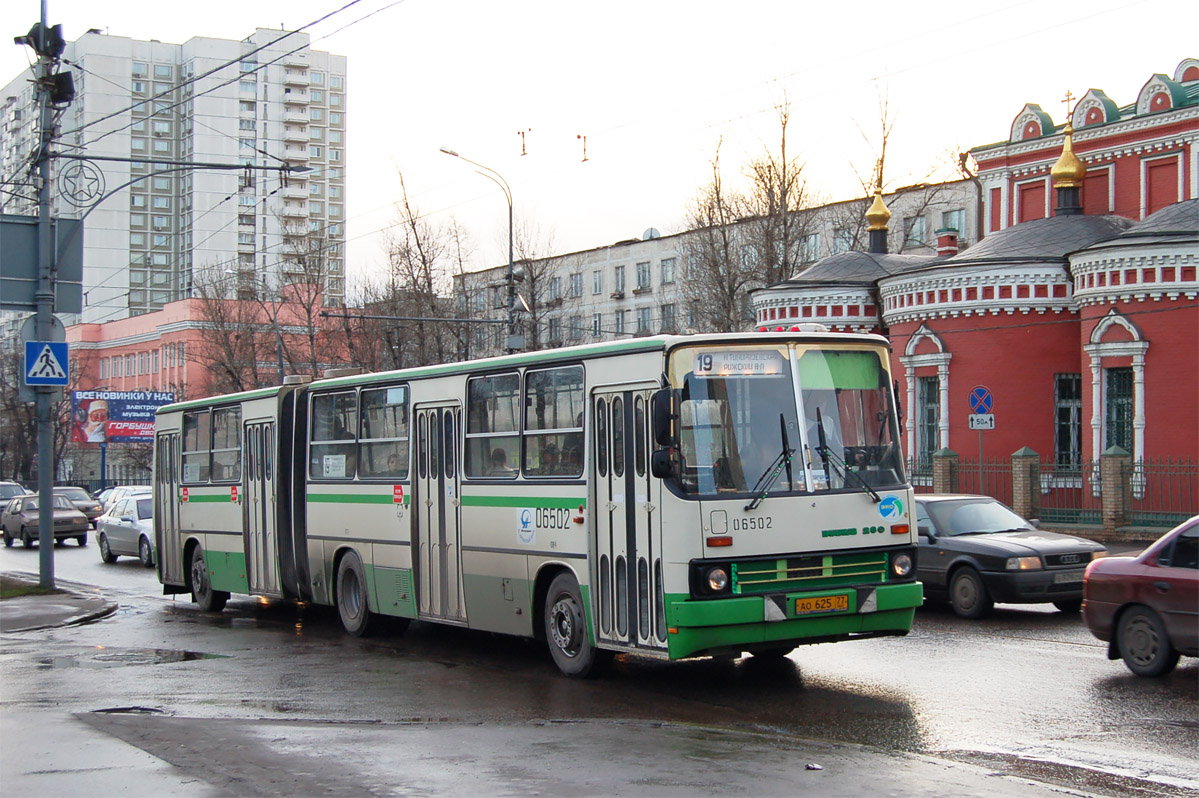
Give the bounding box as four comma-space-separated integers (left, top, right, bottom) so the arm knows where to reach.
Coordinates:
969, 385, 993, 414
24, 340, 69, 386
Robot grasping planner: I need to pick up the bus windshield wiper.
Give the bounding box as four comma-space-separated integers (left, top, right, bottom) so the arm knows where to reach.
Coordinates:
745, 414, 794, 511
813, 408, 881, 503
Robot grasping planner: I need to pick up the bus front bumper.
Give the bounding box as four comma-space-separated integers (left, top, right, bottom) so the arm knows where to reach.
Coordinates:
665, 581, 923, 660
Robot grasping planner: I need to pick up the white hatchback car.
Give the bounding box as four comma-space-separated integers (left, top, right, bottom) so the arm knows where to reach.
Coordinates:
97, 492, 155, 567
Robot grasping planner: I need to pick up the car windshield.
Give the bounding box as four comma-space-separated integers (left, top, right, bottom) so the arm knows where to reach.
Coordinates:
926, 499, 1032, 536
136, 498, 152, 518
0, 484, 26, 499
57, 487, 91, 501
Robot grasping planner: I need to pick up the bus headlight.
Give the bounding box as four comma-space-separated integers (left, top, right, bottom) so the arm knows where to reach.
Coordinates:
891, 553, 913, 578
706, 567, 729, 592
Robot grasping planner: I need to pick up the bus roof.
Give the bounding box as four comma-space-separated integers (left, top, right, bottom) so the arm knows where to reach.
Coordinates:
156, 331, 891, 412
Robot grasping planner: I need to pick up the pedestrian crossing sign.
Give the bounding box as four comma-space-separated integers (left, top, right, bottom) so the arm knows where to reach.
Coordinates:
24, 340, 70, 386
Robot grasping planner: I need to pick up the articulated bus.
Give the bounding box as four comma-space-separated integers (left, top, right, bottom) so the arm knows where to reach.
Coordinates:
154, 332, 921, 676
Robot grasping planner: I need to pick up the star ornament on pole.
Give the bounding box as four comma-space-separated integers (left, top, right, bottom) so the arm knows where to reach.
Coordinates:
58, 159, 105, 207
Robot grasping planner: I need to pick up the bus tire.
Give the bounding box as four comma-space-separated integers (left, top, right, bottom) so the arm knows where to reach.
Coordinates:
337, 552, 378, 638
191, 545, 229, 612
544, 572, 608, 678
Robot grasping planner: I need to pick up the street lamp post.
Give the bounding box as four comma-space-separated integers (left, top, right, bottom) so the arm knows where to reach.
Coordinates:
439, 148, 519, 354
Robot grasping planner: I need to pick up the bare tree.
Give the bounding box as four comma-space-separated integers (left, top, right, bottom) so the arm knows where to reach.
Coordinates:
679, 143, 752, 333
190, 269, 268, 394
510, 221, 586, 351
740, 98, 820, 285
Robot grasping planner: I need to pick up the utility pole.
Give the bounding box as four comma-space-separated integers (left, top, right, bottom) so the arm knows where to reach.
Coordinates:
34, 1, 59, 589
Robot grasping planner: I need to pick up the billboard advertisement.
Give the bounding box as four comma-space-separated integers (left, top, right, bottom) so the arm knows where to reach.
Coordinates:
71, 390, 176, 445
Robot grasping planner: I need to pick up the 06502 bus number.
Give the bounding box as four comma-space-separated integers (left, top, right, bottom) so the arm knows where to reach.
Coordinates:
732, 516, 773, 531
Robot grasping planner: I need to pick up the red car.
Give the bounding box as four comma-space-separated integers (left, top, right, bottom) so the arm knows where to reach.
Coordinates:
1082, 517, 1198, 676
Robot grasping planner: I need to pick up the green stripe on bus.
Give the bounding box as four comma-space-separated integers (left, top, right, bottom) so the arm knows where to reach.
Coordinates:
460, 495, 585, 509
308, 493, 410, 505
184, 494, 233, 503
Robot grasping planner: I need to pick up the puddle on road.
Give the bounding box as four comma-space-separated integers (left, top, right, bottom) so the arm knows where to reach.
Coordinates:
36, 648, 229, 669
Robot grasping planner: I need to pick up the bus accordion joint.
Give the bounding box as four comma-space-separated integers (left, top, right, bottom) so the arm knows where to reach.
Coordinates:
706, 536, 733, 547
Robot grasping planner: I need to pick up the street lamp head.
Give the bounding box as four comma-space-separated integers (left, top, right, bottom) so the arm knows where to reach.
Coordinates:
439, 147, 459, 158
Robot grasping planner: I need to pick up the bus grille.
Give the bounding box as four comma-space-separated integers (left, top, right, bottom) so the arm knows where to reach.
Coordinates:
730, 552, 890, 595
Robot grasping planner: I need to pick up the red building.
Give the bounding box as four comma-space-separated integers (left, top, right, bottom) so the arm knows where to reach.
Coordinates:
754, 58, 1198, 473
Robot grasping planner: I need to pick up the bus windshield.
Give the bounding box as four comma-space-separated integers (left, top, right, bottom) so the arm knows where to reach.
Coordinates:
671, 345, 904, 496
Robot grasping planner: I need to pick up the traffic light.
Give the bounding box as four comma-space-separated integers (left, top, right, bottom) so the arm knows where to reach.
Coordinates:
13, 22, 66, 59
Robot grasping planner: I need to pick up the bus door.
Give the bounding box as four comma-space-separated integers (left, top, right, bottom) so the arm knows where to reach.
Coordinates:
415, 403, 466, 624
244, 421, 281, 597
592, 386, 666, 651
155, 431, 183, 585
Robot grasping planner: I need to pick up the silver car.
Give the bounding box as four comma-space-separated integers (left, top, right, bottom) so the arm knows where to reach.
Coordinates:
97, 493, 155, 567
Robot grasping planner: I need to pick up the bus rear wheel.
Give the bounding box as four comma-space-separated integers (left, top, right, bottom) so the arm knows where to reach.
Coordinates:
544, 572, 608, 678
191, 545, 229, 612
337, 552, 378, 637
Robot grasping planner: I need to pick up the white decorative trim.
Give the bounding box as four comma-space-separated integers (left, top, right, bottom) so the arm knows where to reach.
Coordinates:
900, 324, 951, 457
1083, 311, 1149, 462
1137, 75, 1175, 116
1071, 243, 1199, 306
880, 265, 1073, 325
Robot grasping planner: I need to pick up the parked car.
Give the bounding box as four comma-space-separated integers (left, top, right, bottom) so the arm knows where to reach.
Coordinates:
0, 481, 31, 501
55, 486, 105, 527
916, 494, 1106, 618
2, 494, 89, 547
99, 485, 151, 513
1082, 517, 1197, 677
97, 494, 155, 567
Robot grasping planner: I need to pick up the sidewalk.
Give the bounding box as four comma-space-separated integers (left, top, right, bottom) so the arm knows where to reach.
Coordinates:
0, 572, 118, 633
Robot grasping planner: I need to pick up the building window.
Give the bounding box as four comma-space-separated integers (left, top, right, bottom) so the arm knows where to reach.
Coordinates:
132, 62, 147, 77
614, 309, 626, 335
916, 375, 940, 463
660, 257, 676, 285
154, 64, 171, 79
941, 209, 966, 235
310, 71, 325, 85
547, 317, 561, 344
1054, 374, 1082, 468
330, 94, 343, 107
240, 80, 256, 94
310, 145, 323, 158
152, 176, 170, 190
660, 303, 676, 332
152, 196, 170, 209
310, 89, 324, 103
592, 270, 603, 295
547, 276, 562, 302
801, 233, 821, 261
568, 316, 583, 340
132, 80, 146, 94
1104, 367, 1134, 453
329, 130, 342, 144
568, 272, 582, 298
130, 232, 145, 246
833, 227, 854, 253
635, 261, 651, 291
331, 76, 343, 90
131, 138, 146, 152
330, 150, 342, 162
903, 216, 928, 248
239, 101, 256, 114
637, 307, 652, 333
592, 313, 602, 337
614, 265, 625, 294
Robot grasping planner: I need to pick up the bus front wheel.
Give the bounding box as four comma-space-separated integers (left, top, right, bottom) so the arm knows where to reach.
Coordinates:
191, 546, 229, 612
337, 552, 378, 637
544, 572, 608, 678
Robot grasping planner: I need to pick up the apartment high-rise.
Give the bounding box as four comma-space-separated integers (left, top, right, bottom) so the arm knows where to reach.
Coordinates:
1, 27, 347, 323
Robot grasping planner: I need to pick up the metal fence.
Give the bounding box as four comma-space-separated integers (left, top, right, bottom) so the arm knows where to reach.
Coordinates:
1130, 458, 1198, 527
955, 458, 1013, 506
1038, 460, 1103, 526
906, 459, 934, 493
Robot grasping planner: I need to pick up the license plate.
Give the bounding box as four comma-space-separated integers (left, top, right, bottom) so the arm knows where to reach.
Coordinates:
795, 594, 849, 615
1054, 571, 1084, 584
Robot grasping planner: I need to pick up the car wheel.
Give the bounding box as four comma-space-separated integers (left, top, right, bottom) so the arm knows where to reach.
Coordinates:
21, 527, 33, 547
544, 572, 609, 678
1053, 599, 1082, 614
99, 533, 118, 564
336, 551, 378, 637
3, 530, 12, 547
76, 534, 87, 546
949, 566, 993, 619
1117, 606, 1179, 677
190, 545, 229, 613
138, 536, 154, 568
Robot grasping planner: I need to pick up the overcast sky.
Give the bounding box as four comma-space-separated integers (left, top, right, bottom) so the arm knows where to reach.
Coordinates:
4, 0, 1196, 286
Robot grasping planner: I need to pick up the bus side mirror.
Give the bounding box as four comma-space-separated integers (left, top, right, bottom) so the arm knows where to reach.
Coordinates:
651, 389, 677, 448
650, 449, 675, 478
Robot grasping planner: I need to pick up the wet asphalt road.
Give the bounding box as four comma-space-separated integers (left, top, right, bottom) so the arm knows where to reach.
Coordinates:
1, 542, 1196, 796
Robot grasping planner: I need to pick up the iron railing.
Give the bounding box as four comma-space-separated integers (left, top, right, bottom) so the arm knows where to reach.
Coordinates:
1130, 458, 1198, 527
1038, 460, 1103, 525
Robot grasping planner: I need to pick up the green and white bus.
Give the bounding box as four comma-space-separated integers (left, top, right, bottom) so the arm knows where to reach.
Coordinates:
154, 332, 921, 676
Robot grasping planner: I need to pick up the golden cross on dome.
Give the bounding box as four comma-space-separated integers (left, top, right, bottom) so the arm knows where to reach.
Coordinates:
1062, 89, 1076, 116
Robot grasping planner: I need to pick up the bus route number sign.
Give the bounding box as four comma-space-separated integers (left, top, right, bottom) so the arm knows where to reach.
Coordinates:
694, 350, 785, 377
